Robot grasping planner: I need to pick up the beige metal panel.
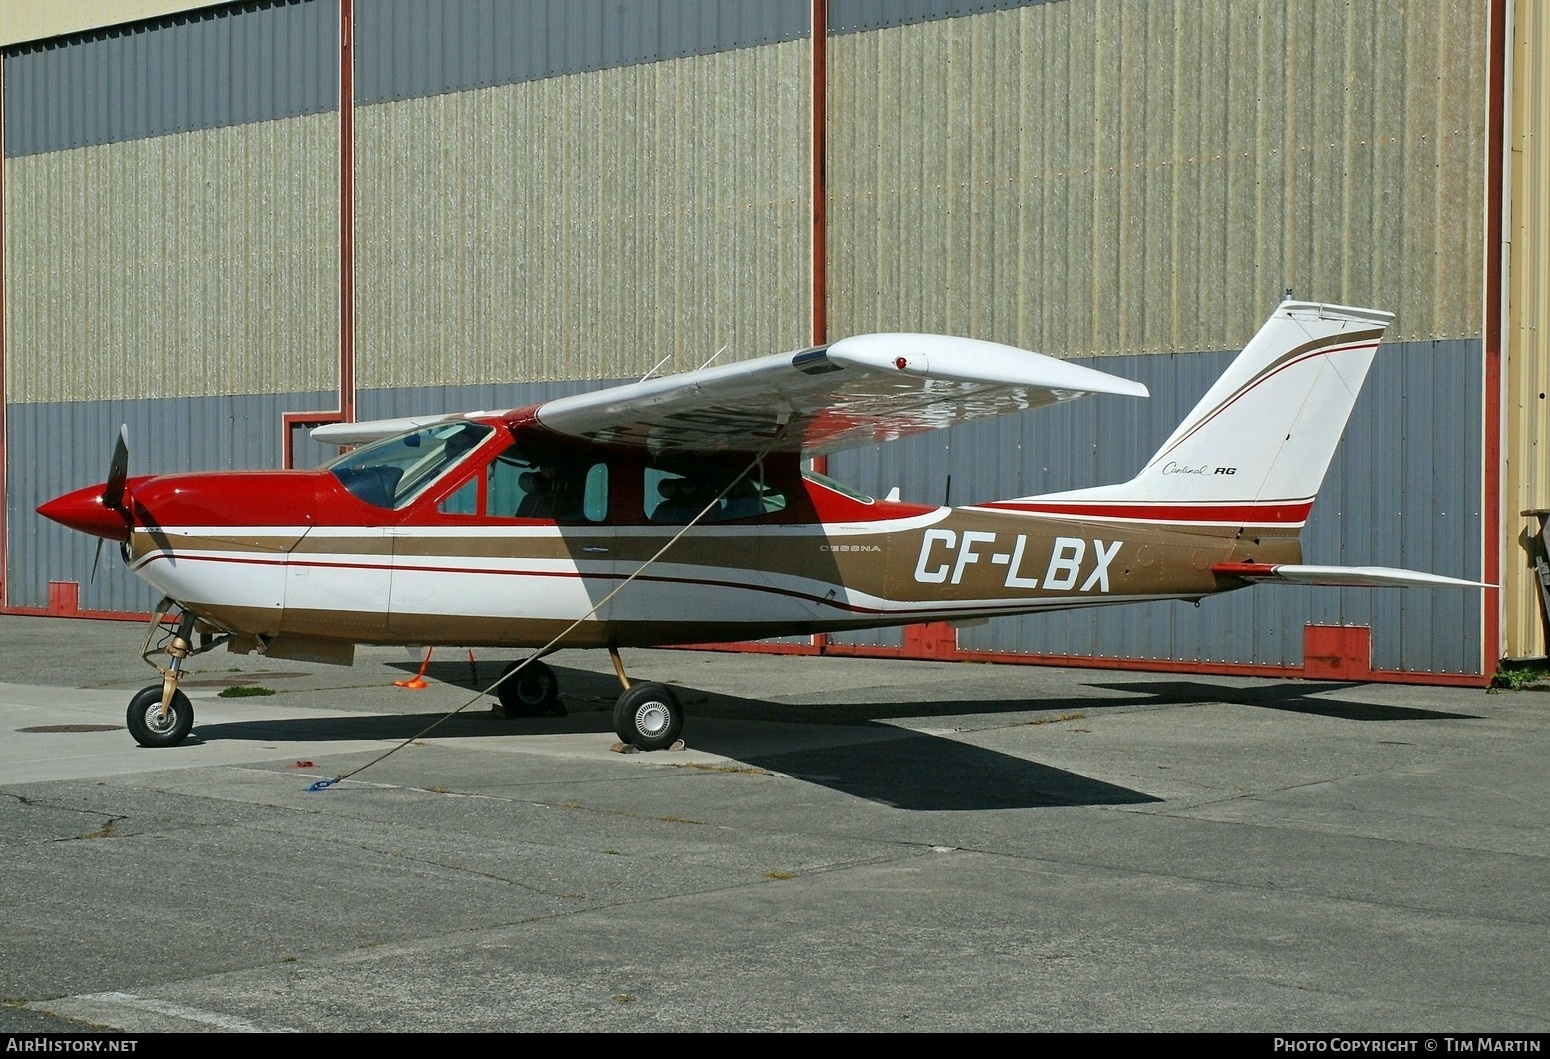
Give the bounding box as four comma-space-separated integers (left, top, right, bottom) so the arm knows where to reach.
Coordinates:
4, 114, 339, 402
1507, 0, 1550, 658
354, 41, 812, 391
1, 0, 221, 47
827, 0, 1487, 357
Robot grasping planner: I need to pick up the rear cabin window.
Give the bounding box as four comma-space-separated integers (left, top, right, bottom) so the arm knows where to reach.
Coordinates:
644, 461, 786, 524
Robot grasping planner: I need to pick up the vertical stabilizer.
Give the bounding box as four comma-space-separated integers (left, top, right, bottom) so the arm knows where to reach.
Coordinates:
996, 301, 1393, 530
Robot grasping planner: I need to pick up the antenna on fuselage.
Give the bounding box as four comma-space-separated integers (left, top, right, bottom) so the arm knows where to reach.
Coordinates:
698, 345, 729, 371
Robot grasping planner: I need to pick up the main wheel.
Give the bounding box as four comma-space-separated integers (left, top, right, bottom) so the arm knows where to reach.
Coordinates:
495, 659, 564, 717
613, 682, 683, 751
126, 685, 194, 748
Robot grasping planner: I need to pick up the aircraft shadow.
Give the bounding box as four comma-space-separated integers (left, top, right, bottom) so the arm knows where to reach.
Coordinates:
1078, 680, 1482, 722
190, 667, 1477, 810
188, 661, 1160, 811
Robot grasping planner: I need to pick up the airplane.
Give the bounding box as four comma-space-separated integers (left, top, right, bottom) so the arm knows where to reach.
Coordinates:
36, 299, 1483, 752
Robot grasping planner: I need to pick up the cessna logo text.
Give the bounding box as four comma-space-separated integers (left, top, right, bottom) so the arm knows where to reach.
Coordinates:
822, 544, 882, 552
914, 531, 1120, 592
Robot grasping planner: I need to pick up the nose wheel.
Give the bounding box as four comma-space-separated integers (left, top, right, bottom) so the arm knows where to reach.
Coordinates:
126, 684, 194, 748
126, 599, 230, 748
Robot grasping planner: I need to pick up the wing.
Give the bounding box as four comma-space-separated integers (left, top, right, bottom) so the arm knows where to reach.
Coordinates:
312, 333, 1148, 454
534, 333, 1147, 455
312, 413, 466, 447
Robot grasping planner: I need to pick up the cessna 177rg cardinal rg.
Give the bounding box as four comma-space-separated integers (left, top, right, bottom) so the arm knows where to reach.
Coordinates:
37, 300, 1481, 751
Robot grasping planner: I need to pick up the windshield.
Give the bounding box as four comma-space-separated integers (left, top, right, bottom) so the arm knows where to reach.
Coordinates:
327, 421, 493, 509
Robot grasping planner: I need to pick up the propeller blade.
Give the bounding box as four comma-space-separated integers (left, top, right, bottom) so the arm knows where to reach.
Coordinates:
91, 538, 105, 583
103, 425, 129, 513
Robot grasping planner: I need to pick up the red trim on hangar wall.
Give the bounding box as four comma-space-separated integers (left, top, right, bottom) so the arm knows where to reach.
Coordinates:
0, 54, 8, 609
278, 0, 355, 470
338, 0, 356, 429
809, 0, 830, 657
1483, 0, 1506, 672
679, 631, 1489, 688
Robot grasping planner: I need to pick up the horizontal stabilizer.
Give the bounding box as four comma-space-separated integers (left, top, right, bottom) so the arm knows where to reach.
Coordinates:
1213, 563, 1488, 589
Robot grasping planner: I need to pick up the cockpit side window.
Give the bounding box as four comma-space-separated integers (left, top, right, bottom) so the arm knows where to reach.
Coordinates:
327, 422, 492, 510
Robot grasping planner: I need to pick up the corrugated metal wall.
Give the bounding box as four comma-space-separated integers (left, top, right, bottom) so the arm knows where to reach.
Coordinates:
354, 0, 808, 105
353, 40, 813, 387
0, 0, 1504, 681
1507, 0, 1550, 658
2, 0, 342, 611
4, 117, 339, 401
2, 0, 337, 154
3, 0, 340, 404
825, 0, 1487, 353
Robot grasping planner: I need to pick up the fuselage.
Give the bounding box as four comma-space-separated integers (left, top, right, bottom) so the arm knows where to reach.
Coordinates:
44, 412, 1300, 659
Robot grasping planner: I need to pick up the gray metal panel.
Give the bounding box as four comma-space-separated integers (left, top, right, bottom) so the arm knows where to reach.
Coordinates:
826, 340, 1485, 676
3, 0, 338, 158
829, 0, 1057, 35
7, 392, 336, 613
355, 0, 809, 105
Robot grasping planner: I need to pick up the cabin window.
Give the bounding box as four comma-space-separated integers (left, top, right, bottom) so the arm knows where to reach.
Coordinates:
327, 422, 492, 510
644, 460, 786, 524
438, 477, 479, 516
487, 445, 608, 523
802, 469, 874, 504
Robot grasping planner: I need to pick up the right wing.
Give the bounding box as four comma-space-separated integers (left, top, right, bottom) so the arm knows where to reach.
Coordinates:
532, 333, 1147, 455
313, 333, 1149, 455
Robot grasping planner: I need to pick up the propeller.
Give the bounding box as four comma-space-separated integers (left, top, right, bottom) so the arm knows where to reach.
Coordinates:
104, 424, 129, 514
91, 425, 130, 583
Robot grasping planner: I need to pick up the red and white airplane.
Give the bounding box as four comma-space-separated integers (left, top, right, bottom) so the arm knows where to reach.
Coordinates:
38, 299, 1481, 751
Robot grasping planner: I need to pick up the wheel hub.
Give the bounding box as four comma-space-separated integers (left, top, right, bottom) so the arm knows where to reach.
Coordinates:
144, 704, 176, 735
634, 701, 670, 737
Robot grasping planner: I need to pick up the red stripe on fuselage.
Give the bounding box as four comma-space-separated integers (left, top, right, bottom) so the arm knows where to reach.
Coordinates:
973, 499, 1315, 524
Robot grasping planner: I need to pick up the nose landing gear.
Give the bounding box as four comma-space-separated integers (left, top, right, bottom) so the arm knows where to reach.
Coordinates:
126, 598, 231, 748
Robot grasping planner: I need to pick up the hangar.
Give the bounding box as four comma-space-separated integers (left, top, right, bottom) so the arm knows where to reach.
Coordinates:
2, 0, 1543, 686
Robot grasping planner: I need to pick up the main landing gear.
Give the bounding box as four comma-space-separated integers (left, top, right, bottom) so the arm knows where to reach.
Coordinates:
126, 598, 231, 748
606, 647, 684, 752
493, 658, 566, 718
489, 647, 685, 752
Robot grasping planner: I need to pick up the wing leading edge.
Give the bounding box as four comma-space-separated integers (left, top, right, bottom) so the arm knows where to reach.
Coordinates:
531, 333, 1148, 455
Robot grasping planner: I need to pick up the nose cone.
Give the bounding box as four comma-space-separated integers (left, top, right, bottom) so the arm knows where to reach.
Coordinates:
37, 484, 131, 542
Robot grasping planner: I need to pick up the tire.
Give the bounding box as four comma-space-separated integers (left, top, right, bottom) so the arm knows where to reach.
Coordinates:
126, 684, 194, 748
495, 660, 564, 717
613, 682, 683, 751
